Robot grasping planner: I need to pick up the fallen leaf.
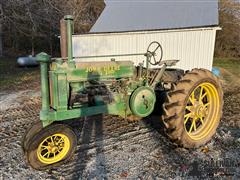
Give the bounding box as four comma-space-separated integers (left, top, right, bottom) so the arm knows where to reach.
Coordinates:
120, 171, 128, 177
201, 146, 209, 153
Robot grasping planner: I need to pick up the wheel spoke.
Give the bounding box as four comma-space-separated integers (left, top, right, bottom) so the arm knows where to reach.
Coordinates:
199, 117, 204, 125
153, 44, 160, 53
189, 120, 194, 133
203, 102, 210, 108
201, 92, 207, 100
185, 106, 193, 112
41, 146, 48, 150
50, 136, 54, 143
184, 114, 191, 124
199, 86, 204, 101
43, 151, 50, 157
184, 112, 192, 118
58, 137, 64, 143
193, 119, 197, 131
53, 135, 58, 141
189, 91, 195, 105
189, 117, 198, 133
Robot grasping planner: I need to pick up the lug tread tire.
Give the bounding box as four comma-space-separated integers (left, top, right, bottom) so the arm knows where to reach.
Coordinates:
162, 69, 223, 148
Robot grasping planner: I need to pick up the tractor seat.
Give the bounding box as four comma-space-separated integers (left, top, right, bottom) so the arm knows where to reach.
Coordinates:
158, 60, 179, 67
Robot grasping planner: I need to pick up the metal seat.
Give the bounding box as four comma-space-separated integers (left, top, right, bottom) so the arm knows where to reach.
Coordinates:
158, 60, 179, 67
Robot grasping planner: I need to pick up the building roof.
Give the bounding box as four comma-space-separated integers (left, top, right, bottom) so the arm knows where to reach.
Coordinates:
90, 0, 219, 33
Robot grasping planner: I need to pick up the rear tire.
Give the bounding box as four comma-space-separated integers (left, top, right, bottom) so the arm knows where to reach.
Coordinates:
162, 69, 223, 148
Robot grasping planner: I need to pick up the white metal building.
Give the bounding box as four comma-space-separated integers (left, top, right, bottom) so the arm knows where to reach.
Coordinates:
73, 0, 220, 71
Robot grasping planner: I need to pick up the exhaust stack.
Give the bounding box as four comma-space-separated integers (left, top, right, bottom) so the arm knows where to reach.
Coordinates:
60, 15, 73, 61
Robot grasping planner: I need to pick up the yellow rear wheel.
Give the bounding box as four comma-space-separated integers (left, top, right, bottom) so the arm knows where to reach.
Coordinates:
162, 69, 223, 148
25, 123, 77, 170
184, 83, 220, 140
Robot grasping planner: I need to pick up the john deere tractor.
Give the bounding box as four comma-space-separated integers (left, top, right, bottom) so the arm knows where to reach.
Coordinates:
22, 15, 223, 170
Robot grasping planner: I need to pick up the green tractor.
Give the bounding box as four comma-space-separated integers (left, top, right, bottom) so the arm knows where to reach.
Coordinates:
22, 15, 223, 170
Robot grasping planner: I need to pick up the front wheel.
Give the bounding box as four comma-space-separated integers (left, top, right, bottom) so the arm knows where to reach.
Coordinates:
22, 121, 43, 153
25, 123, 77, 170
162, 69, 223, 148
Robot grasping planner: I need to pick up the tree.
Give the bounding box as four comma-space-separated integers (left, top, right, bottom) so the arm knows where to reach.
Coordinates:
0, 4, 3, 57
215, 0, 240, 57
0, 0, 105, 56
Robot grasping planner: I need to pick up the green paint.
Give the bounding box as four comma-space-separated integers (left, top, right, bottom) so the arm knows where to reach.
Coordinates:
69, 65, 134, 81
36, 15, 170, 128
38, 53, 136, 127
40, 102, 127, 127
57, 72, 68, 111
130, 86, 156, 117
36, 53, 50, 112
49, 71, 58, 109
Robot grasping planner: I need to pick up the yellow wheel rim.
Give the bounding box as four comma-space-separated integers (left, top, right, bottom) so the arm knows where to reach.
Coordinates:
37, 133, 70, 164
184, 82, 220, 140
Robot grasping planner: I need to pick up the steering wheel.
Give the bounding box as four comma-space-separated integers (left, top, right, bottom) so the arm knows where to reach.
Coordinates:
146, 41, 163, 65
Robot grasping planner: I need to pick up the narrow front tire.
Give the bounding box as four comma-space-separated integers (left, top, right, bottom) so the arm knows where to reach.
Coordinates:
25, 123, 77, 170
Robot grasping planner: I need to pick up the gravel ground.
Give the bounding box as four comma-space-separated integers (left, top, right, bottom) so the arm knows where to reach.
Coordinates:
0, 85, 240, 179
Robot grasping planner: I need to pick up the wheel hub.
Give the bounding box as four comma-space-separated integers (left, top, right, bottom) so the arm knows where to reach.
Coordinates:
191, 103, 206, 118
49, 146, 57, 153
196, 105, 205, 117
130, 86, 156, 117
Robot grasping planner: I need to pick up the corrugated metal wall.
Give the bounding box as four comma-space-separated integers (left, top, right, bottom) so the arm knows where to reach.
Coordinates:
72, 27, 219, 71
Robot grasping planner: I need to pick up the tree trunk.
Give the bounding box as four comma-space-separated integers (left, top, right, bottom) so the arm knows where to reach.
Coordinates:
49, 22, 53, 55
31, 35, 35, 56
0, 4, 3, 57
0, 21, 3, 57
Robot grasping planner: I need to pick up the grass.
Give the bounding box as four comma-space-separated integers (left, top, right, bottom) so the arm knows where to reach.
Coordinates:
213, 57, 240, 87
0, 57, 40, 91
214, 58, 240, 76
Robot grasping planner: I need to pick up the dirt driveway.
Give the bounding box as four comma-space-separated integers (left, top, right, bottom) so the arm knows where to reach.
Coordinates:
0, 60, 240, 179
